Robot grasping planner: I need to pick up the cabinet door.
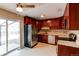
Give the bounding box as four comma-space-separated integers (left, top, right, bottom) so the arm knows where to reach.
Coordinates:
76, 4, 79, 30
38, 35, 42, 42
58, 45, 70, 56
42, 35, 48, 43
37, 21, 43, 31
24, 16, 32, 24
69, 4, 78, 30
69, 47, 79, 56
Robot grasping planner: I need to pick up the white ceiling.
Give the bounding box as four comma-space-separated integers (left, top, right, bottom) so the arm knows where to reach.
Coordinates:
0, 3, 66, 20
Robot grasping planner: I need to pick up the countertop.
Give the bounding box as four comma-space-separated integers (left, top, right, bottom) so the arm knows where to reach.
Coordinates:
58, 40, 79, 48
37, 30, 79, 48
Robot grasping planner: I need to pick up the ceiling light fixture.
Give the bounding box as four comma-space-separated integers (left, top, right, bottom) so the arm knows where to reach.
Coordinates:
16, 4, 23, 12
41, 14, 44, 18
16, 6, 23, 12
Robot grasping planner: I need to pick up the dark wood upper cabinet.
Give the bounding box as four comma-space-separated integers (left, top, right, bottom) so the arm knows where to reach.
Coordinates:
64, 3, 79, 30
69, 3, 78, 30
37, 17, 63, 30
24, 16, 38, 29
24, 16, 32, 24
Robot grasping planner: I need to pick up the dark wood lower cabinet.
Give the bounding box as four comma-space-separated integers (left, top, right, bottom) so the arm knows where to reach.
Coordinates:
42, 35, 48, 43
69, 47, 79, 56
38, 35, 58, 45
58, 45, 70, 56
38, 35, 48, 43
55, 36, 58, 45
58, 45, 79, 56
38, 35, 42, 42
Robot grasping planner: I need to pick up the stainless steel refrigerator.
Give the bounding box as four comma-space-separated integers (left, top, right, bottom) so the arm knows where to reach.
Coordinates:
24, 24, 38, 48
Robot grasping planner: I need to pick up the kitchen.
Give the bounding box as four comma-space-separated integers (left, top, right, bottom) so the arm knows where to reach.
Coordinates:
24, 3, 79, 56
0, 3, 79, 56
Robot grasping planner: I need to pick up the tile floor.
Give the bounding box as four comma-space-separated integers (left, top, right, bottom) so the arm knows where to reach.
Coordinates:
6, 42, 57, 56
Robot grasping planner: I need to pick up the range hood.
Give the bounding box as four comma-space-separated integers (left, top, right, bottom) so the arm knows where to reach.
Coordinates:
41, 27, 50, 30
41, 27, 50, 32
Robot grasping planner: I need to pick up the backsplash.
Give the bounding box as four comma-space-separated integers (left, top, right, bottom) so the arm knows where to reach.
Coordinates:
50, 30, 69, 37
68, 30, 79, 36
51, 30, 79, 38
51, 30, 68, 34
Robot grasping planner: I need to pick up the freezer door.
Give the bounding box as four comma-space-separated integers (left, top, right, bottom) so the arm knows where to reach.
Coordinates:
24, 25, 28, 47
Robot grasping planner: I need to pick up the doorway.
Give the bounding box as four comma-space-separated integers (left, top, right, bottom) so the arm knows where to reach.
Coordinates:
0, 18, 20, 55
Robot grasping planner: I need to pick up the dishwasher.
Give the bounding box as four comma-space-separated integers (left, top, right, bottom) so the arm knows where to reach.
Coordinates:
48, 35, 55, 44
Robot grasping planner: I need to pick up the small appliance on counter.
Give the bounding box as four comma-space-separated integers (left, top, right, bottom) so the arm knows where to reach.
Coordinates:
58, 33, 77, 42
69, 33, 77, 42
